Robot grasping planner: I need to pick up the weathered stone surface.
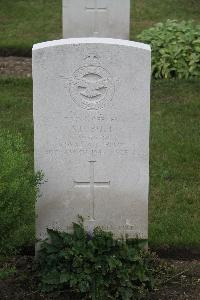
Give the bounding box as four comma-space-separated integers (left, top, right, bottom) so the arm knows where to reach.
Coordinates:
62, 0, 130, 39
33, 38, 151, 241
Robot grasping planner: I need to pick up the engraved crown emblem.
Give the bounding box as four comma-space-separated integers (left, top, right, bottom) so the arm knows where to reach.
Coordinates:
84, 54, 100, 65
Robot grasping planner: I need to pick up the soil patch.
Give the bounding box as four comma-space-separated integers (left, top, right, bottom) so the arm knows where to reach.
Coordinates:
0, 56, 32, 77
0, 256, 199, 300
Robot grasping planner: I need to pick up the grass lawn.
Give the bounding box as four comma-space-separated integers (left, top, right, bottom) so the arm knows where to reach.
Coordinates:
0, 0, 62, 56
0, 78, 33, 157
150, 80, 200, 249
131, 0, 200, 37
0, 0, 200, 56
0, 77, 199, 250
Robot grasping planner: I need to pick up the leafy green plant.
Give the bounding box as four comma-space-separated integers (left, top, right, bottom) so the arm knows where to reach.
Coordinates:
137, 20, 200, 79
0, 266, 16, 280
37, 220, 160, 299
0, 130, 42, 255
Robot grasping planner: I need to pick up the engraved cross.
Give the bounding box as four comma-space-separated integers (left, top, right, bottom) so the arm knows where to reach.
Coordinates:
74, 161, 110, 221
85, 0, 108, 35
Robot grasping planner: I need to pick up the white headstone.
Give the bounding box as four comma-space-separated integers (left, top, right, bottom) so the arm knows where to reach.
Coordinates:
62, 0, 130, 39
33, 38, 151, 241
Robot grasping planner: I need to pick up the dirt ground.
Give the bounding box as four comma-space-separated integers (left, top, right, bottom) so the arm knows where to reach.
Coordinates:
0, 256, 199, 300
0, 56, 32, 77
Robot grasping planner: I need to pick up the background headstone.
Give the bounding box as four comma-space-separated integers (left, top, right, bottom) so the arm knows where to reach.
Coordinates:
62, 0, 130, 39
33, 38, 151, 241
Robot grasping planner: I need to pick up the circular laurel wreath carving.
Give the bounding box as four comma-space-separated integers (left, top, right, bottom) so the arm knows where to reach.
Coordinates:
70, 57, 115, 110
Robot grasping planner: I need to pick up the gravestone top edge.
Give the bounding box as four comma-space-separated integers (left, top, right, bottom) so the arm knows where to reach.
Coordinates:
32, 38, 151, 52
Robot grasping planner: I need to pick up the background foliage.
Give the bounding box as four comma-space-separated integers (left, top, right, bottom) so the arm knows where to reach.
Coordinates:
0, 130, 41, 254
138, 20, 200, 79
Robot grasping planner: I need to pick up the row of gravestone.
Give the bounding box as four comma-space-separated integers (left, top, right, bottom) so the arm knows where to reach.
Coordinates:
33, 1, 151, 244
